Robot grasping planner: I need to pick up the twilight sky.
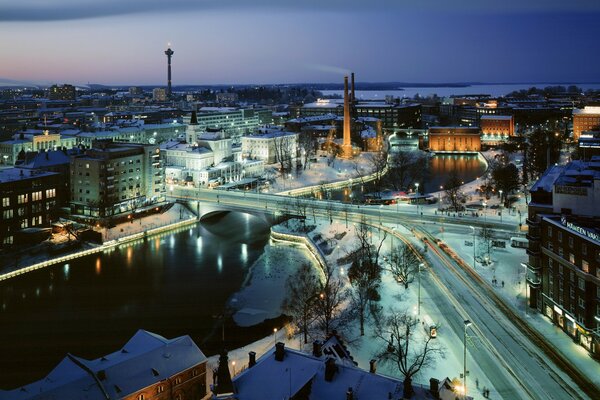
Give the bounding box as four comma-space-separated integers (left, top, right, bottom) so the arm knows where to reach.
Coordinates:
1, 0, 599, 85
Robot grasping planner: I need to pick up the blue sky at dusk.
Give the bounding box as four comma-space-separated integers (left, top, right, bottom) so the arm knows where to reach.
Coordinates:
1, 0, 599, 85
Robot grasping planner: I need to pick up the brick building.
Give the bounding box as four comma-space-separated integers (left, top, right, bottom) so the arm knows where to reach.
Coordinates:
573, 106, 600, 142
0, 168, 62, 247
526, 157, 600, 357
426, 126, 481, 153
479, 115, 514, 145
3, 330, 208, 400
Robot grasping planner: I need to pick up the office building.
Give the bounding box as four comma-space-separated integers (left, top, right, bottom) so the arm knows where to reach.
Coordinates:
425, 127, 481, 153
241, 128, 298, 164
48, 84, 76, 101
479, 115, 514, 144
153, 88, 167, 102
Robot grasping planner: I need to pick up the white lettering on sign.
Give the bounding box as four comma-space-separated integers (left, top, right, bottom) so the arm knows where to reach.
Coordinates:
560, 216, 600, 243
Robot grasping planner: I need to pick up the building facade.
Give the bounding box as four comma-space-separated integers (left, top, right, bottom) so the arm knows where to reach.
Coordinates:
48, 84, 76, 101
526, 157, 600, 357
241, 129, 298, 164
70, 141, 165, 218
479, 115, 514, 144
573, 106, 600, 142
0, 168, 62, 247
426, 126, 481, 153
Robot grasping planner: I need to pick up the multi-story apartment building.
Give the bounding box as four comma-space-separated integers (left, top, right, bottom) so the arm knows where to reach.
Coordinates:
573, 106, 600, 141
526, 157, 600, 357
48, 84, 76, 101
0, 168, 62, 246
152, 88, 167, 102
479, 115, 514, 145
70, 141, 165, 218
3, 330, 207, 400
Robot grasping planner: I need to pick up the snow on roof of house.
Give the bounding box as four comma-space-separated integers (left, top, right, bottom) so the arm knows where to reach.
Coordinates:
0, 168, 58, 184
360, 128, 377, 139
233, 344, 448, 400
2, 330, 206, 400
287, 114, 338, 123
16, 149, 72, 169
160, 140, 212, 154
303, 100, 344, 109
530, 164, 564, 192
198, 106, 238, 113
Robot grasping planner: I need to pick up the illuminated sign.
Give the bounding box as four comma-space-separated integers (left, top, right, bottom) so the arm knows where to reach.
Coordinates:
553, 305, 563, 315
561, 217, 600, 243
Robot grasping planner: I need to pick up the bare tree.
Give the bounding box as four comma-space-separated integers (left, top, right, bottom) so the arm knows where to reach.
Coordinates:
444, 170, 466, 212
282, 263, 320, 344
314, 262, 351, 336
298, 132, 317, 170
387, 242, 421, 289
294, 197, 309, 231
273, 135, 294, 174
374, 310, 444, 398
366, 150, 388, 198
386, 151, 428, 191
348, 219, 387, 336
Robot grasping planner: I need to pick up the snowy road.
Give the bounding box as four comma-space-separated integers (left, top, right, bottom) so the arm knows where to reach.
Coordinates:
415, 228, 592, 400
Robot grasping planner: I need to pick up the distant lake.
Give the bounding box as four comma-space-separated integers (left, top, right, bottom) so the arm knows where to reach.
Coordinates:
321, 83, 600, 99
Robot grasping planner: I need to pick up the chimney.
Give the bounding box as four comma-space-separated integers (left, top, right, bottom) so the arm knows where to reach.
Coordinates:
340, 76, 352, 158
351, 72, 355, 103
369, 359, 377, 373
312, 340, 322, 358
274, 342, 285, 362
324, 358, 337, 382
346, 387, 354, 400
429, 378, 440, 399
248, 351, 256, 368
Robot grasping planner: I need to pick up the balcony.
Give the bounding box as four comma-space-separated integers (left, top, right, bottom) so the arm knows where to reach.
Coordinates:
526, 270, 542, 288
526, 217, 539, 227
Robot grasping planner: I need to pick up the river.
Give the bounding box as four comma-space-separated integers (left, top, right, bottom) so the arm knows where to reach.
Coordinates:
0, 212, 294, 389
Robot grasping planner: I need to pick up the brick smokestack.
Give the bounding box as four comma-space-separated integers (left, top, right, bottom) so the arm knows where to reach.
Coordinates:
340, 76, 352, 158
351, 72, 355, 102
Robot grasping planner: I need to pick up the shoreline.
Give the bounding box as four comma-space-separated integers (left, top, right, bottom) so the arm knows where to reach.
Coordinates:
0, 215, 198, 282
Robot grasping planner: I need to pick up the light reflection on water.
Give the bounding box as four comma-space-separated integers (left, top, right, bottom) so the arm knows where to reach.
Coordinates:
0, 212, 274, 389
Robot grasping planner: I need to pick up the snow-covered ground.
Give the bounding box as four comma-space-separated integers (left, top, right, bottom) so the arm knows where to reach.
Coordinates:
213, 217, 491, 398
266, 152, 375, 193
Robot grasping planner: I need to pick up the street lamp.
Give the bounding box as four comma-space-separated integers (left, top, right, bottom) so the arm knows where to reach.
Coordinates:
469, 226, 476, 270
417, 263, 424, 316
463, 320, 472, 398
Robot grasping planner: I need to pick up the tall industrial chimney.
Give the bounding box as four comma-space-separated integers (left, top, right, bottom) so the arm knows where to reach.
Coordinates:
164, 47, 174, 97
340, 76, 353, 158
351, 72, 355, 102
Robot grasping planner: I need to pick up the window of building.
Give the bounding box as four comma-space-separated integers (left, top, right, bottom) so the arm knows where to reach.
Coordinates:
569, 253, 575, 264
157, 386, 164, 394
31, 191, 42, 201
20, 219, 28, 229
582, 244, 587, 255
2, 197, 9, 207
137, 395, 145, 400
17, 194, 28, 204
558, 248, 563, 257
582, 260, 589, 274
549, 274, 553, 285
558, 231, 562, 242
596, 286, 600, 299
578, 298, 585, 308
570, 271, 575, 282
558, 264, 563, 275
46, 189, 56, 198
548, 226, 552, 236
175, 377, 182, 385
579, 277, 585, 290
570, 288, 575, 298
568, 236, 573, 248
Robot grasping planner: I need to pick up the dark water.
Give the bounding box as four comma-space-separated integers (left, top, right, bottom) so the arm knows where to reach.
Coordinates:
0, 212, 279, 389
326, 154, 487, 202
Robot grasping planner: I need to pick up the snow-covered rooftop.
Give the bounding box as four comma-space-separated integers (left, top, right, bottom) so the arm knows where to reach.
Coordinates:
573, 106, 600, 115
2, 330, 207, 400
480, 115, 513, 120
0, 168, 59, 184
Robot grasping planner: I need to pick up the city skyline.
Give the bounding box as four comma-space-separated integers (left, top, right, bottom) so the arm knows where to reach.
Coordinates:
1, 0, 600, 85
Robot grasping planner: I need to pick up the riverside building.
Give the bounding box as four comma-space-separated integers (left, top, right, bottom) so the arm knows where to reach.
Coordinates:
573, 106, 600, 142
526, 157, 600, 357
70, 141, 165, 218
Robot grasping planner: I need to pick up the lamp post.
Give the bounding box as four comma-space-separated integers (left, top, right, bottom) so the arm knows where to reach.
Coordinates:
418, 263, 424, 316
395, 196, 400, 229
273, 327, 278, 347
499, 189, 503, 223
463, 320, 472, 398
482, 201, 487, 225
469, 226, 476, 270
520, 263, 528, 315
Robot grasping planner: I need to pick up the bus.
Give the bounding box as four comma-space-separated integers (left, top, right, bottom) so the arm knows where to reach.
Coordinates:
510, 237, 529, 248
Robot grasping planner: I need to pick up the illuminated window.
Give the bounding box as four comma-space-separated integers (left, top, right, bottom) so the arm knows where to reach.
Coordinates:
2, 197, 9, 207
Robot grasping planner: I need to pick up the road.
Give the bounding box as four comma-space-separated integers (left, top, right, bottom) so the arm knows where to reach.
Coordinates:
171, 186, 598, 399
